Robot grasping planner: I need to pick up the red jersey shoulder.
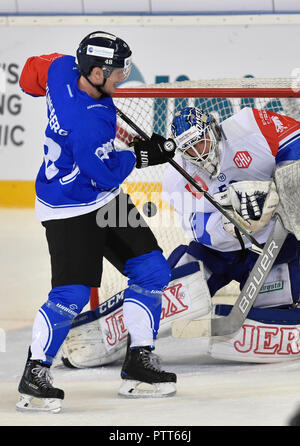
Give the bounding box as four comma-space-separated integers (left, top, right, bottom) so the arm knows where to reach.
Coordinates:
19, 53, 65, 97
253, 108, 300, 156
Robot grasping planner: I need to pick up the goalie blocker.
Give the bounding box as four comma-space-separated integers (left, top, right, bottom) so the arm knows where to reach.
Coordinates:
61, 245, 300, 367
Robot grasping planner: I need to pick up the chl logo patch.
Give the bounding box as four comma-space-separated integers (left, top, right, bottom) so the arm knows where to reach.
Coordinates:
234, 151, 252, 168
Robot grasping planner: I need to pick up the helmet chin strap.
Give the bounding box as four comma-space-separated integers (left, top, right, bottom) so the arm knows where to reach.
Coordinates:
84, 74, 109, 97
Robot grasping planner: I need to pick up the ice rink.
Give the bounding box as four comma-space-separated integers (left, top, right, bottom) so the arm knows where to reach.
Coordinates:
1, 208, 300, 427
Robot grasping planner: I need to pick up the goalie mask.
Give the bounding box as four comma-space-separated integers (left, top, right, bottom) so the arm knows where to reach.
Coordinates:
76, 31, 132, 90
171, 107, 222, 178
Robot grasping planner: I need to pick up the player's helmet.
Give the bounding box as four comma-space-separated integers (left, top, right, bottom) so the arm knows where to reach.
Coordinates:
171, 107, 222, 178
76, 31, 132, 81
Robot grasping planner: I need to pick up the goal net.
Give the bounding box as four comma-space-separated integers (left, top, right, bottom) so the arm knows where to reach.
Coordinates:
90, 78, 300, 308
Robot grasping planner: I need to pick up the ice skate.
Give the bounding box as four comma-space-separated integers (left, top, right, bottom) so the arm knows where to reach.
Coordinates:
118, 337, 177, 398
16, 356, 64, 413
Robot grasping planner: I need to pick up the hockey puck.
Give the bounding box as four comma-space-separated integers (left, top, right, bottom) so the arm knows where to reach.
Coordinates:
143, 201, 157, 217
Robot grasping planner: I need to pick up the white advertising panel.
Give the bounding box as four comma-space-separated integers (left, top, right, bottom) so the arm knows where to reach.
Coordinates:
0, 18, 299, 180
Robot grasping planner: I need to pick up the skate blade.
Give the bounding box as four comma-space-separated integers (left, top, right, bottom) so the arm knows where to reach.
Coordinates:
16, 394, 62, 414
118, 380, 176, 399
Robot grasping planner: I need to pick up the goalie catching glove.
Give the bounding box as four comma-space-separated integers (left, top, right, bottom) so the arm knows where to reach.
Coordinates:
215, 180, 279, 237
130, 133, 176, 168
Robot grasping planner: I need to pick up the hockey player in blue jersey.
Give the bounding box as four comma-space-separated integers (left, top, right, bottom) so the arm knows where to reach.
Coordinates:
16, 31, 176, 412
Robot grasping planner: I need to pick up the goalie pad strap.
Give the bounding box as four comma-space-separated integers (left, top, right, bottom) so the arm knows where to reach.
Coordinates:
170, 261, 200, 281
167, 244, 188, 268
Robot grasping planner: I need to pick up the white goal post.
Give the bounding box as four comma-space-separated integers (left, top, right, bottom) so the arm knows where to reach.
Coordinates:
89, 78, 300, 309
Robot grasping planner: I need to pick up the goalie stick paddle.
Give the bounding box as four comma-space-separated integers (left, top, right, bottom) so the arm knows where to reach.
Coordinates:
172, 216, 288, 337
211, 216, 288, 336
116, 107, 263, 254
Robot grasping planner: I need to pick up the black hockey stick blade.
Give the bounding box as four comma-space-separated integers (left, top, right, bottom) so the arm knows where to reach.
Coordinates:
211, 216, 288, 336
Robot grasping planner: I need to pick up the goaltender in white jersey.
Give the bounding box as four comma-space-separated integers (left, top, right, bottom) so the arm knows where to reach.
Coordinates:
163, 106, 299, 251
61, 106, 300, 368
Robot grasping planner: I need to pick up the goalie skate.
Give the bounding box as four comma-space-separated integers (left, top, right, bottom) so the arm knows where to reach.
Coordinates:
118, 339, 176, 399
16, 356, 64, 413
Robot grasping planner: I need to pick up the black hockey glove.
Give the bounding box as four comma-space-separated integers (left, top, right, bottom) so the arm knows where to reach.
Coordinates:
130, 133, 176, 169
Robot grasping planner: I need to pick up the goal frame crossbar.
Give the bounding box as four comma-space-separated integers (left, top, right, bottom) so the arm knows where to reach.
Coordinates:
113, 87, 300, 99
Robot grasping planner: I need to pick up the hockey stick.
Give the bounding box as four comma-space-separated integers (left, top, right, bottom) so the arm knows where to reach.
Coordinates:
172, 215, 288, 337
116, 107, 263, 254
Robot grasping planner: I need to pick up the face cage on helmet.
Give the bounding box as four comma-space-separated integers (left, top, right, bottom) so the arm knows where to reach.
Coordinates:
179, 124, 221, 178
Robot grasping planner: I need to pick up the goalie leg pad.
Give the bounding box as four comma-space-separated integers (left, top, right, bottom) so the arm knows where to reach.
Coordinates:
61, 290, 127, 368
118, 381, 176, 399
209, 305, 300, 363
16, 394, 62, 413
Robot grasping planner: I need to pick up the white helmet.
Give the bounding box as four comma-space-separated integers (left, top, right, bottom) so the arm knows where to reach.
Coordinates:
171, 107, 222, 178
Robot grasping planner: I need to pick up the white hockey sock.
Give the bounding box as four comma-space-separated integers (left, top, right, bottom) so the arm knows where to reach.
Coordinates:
123, 300, 154, 348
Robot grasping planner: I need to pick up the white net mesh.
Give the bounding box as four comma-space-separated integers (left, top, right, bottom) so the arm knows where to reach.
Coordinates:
95, 78, 300, 303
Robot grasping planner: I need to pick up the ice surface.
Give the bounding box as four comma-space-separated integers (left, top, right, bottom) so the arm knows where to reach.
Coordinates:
1, 209, 300, 427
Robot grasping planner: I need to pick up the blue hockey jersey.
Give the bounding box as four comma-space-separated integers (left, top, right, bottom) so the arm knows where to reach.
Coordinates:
20, 54, 136, 221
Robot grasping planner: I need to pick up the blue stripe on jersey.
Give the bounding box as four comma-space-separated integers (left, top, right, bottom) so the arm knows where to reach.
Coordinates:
36, 187, 118, 209
276, 137, 300, 164
38, 308, 52, 354
190, 212, 212, 246
278, 132, 300, 153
